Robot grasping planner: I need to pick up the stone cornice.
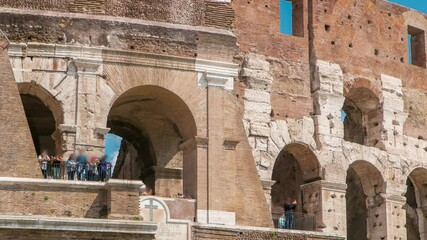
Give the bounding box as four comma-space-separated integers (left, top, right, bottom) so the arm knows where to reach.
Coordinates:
8, 43, 238, 90
0, 215, 157, 234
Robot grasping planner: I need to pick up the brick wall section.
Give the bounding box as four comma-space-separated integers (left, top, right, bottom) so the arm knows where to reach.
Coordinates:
204, 2, 234, 30
0, 184, 107, 218
0, 229, 154, 240
309, 0, 427, 138
232, 0, 312, 119
0, 0, 221, 27
192, 225, 345, 240
0, 41, 39, 178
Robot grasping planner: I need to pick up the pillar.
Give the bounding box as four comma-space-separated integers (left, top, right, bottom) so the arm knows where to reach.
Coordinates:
301, 180, 347, 237
72, 59, 106, 156
384, 194, 406, 240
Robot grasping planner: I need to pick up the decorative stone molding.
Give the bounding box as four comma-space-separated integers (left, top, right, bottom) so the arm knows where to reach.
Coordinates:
58, 124, 77, 133
195, 58, 238, 90
93, 127, 111, 139
195, 137, 209, 149
179, 138, 197, 153
223, 139, 240, 150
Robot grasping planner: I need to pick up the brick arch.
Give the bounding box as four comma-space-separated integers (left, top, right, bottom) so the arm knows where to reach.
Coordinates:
344, 78, 383, 103
103, 66, 206, 138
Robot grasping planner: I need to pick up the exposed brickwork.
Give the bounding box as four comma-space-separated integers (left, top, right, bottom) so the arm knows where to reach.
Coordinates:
192, 225, 344, 240
0, 184, 107, 218
0, 229, 154, 240
0, 44, 39, 178
204, 2, 234, 30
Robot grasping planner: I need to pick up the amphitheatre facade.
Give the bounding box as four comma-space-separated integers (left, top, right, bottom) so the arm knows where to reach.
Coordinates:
0, 0, 426, 239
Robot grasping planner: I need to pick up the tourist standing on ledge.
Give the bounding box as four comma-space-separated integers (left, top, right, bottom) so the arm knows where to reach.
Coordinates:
38, 149, 50, 179
66, 154, 77, 180
76, 149, 88, 181
284, 198, 297, 229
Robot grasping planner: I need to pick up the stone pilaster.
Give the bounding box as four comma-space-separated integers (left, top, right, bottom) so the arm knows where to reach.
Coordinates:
72, 59, 104, 156
312, 60, 345, 150
301, 180, 347, 237
381, 74, 408, 153
384, 194, 407, 240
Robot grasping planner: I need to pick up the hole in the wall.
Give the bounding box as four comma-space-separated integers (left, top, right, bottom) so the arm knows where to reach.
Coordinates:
331, 41, 335, 45
374, 49, 379, 56
367, 20, 372, 24
130, 46, 135, 50
325, 25, 330, 32
388, 26, 392, 30
418, 136, 424, 140
348, 15, 352, 20
324, 9, 327, 13
388, 12, 392, 17
400, 57, 404, 63
194, 53, 198, 57
349, 43, 353, 48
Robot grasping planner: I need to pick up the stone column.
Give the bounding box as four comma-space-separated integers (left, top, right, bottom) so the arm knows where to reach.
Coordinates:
312, 60, 345, 150
417, 206, 427, 239
260, 179, 275, 211
381, 74, 408, 153
384, 194, 406, 240
72, 59, 105, 156
301, 180, 347, 237
365, 193, 388, 240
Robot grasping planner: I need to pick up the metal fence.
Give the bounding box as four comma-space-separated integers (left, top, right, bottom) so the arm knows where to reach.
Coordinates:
40, 162, 112, 182
272, 212, 316, 231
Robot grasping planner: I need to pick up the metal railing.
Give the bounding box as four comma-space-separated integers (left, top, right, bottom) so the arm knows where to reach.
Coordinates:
272, 212, 316, 231
40, 162, 112, 182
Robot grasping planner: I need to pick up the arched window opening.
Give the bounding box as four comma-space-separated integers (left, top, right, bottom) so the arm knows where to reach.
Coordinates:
346, 161, 385, 240
107, 85, 197, 198
342, 88, 382, 146
271, 143, 321, 230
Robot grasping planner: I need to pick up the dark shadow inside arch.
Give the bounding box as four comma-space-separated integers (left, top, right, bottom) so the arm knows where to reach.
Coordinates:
20, 94, 57, 155
107, 85, 197, 198
346, 160, 385, 240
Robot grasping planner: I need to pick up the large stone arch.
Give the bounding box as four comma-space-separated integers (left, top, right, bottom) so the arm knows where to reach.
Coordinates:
405, 167, 427, 240
346, 160, 386, 240
271, 142, 322, 218
17, 81, 64, 155
107, 84, 198, 198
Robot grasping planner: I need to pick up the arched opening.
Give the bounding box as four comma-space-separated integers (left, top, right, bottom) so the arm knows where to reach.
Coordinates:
346, 160, 385, 240
20, 95, 56, 155
405, 168, 427, 240
107, 85, 197, 198
18, 83, 63, 156
271, 143, 322, 229
342, 87, 382, 146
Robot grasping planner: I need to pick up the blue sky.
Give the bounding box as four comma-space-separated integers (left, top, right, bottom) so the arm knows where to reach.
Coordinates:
105, 133, 122, 163
280, 0, 427, 35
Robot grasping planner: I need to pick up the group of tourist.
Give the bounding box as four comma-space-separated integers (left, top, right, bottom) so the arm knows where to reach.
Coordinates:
38, 149, 112, 181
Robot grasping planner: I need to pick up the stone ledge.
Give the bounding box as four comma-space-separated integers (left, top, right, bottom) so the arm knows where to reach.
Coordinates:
0, 215, 157, 234
0, 177, 144, 190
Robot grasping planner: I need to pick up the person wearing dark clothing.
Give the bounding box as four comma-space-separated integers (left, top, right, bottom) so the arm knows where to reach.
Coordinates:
76, 150, 88, 180
284, 198, 297, 229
